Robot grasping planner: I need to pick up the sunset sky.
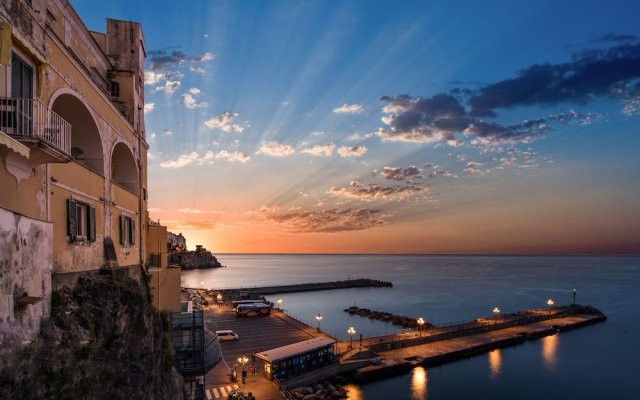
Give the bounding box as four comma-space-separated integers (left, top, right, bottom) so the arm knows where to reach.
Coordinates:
72, 0, 640, 254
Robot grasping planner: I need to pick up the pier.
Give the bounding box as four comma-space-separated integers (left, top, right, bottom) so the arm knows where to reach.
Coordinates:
205, 278, 393, 298
188, 285, 606, 398
339, 305, 606, 382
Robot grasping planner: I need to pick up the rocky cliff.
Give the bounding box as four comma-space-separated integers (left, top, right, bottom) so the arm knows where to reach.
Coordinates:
0, 272, 183, 400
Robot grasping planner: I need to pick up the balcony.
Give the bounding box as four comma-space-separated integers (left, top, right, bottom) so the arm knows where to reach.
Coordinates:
0, 97, 72, 164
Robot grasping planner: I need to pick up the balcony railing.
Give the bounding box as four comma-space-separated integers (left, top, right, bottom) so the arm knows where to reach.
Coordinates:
0, 97, 71, 155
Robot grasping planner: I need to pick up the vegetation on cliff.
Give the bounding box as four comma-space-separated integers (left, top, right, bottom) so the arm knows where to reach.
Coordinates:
0, 272, 182, 400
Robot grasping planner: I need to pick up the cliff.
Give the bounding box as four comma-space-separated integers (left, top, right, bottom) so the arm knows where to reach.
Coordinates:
0, 272, 183, 400
173, 245, 223, 269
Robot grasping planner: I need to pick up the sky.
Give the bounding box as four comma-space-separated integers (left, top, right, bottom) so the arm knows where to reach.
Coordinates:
71, 0, 640, 254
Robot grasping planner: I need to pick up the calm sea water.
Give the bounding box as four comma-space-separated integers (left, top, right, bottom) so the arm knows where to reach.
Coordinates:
182, 255, 640, 399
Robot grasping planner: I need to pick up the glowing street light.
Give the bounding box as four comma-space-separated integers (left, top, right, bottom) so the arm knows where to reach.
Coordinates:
200, 281, 205, 289
417, 317, 425, 337
493, 307, 500, 324
276, 298, 283, 311
547, 299, 554, 315
315, 313, 323, 331
347, 326, 356, 350
238, 354, 249, 384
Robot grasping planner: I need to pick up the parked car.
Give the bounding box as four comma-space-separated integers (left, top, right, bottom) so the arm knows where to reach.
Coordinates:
216, 330, 239, 341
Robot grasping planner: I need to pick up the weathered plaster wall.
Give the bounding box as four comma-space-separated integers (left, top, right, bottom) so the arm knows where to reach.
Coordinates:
0, 207, 52, 346
0, 151, 47, 221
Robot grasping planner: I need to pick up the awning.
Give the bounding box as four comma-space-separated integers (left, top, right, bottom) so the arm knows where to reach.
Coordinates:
0, 131, 30, 158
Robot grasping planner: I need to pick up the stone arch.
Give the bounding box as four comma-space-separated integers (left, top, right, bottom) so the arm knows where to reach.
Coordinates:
50, 91, 103, 175
111, 141, 139, 195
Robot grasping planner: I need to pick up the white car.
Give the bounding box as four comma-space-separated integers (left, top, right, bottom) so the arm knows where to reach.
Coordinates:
216, 330, 239, 341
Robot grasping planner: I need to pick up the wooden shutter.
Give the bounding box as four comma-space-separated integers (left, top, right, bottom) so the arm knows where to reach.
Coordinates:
67, 199, 77, 241
88, 206, 96, 242
129, 217, 135, 245
119, 215, 125, 245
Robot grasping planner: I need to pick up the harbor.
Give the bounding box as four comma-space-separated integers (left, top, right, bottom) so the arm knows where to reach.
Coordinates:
187, 286, 606, 399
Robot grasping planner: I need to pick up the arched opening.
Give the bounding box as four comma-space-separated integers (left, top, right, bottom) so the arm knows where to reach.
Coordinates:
51, 94, 103, 174
111, 142, 139, 195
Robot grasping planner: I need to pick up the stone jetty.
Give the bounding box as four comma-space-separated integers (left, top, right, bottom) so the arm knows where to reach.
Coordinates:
207, 278, 393, 298
344, 306, 432, 329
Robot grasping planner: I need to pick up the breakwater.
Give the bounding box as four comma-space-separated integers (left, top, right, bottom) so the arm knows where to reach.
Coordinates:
344, 306, 431, 329
345, 305, 606, 383
206, 278, 393, 298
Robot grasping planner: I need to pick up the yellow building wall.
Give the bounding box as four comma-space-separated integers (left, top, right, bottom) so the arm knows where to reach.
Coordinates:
0, 157, 47, 221
112, 184, 141, 267
147, 224, 181, 312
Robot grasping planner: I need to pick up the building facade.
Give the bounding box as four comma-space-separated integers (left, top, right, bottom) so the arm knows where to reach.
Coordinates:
1, 0, 148, 345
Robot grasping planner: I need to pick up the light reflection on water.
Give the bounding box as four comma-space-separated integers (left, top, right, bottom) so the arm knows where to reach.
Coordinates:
488, 349, 502, 378
542, 333, 559, 370
345, 384, 364, 400
411, 366, 428, 400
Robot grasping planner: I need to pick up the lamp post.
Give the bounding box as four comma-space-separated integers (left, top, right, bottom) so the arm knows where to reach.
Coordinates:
417, 317, 425, 337
276, 298, 283, 311
238, 354, 249, 384
200, 281, 205, 289
572, 288, 577, 305
347, 326, 356, 350
216, 293, 222, 307
315, 313, 323, 332
493, 307, 500, 324
547, 299, 554, 315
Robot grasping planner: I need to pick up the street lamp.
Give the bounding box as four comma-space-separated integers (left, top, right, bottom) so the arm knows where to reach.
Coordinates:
238, 354, 249, 384
216, 293, 222, 307
572, 288, 577, 305
200, 281, 205, 289
417, 317, 425, 337
315, 313, 323, 331
347, 326, 356, 350
547, 299, 554, 315
276, 298, 283, 311
493, 307, 500, 324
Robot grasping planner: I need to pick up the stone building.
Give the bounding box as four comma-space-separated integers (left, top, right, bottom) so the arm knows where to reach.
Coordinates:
0, 0, 149, 345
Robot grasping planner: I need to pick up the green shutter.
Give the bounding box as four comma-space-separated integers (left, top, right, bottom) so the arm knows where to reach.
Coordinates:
119, 215, 125, 245
67, 199, 77, 241
129, 217, 135, 245
88, 206, 96, 242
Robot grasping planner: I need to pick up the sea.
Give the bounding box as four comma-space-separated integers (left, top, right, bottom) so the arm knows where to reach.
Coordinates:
181, 254, 639, 400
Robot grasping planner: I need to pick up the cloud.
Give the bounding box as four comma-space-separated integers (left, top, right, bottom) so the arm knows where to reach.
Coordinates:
204, 112, 248, 133
144, 71, 166, 85
347, 132, 375, 141
256, 141, 295, 157
328, 180, 426, 202
333, 103, 364, 114
255, 206, 389, 233
166, 220, 219, 231
182, 87, 208, 109
160, 152, 199, 168
178, 208, 224, 214
301, 143, 335, 157
377, 94, 470, 143
468, 42, 640, 117
338, 145, 367, 157
377, 41, 640, 146
376, 166, 423, 181
154, 80, 181, 94
147, 49, 214, 71
209, 150, 250, 163
144, 103, 155, 113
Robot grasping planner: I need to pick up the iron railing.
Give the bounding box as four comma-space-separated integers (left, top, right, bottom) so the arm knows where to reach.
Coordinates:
0, 97, 71, 155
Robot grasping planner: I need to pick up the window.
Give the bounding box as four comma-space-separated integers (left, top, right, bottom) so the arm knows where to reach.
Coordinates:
67, 199, 96, 242
11, 53, 33, 99
110, 81, 120, 97
120, 215, 135, 245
